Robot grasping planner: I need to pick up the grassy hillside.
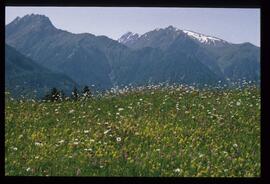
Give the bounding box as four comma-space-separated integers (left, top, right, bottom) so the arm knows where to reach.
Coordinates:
5, 85, 260, 176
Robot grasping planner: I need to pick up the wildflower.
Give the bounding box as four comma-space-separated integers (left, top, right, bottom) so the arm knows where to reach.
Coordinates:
84, 130, 90, 134
69, 109, 75, 114
236, 101, 241, 106
118, 108, 124, 111
35, 142, 43, 146
26, 167, 31, 172
73, 142, 79, 145
233, 143, 238, 148
58, 140, 65, 144
12, 147, 18, 151
199, 154, 204, 158
104, 129, 111, 134
116, 137, 121, 142
174, 168, 181, 173
84, 148, 92, 151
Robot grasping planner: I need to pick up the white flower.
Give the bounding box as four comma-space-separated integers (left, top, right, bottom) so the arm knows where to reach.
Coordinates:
26, 167, 31, 172
58, 140, 65, 144
73, 142, 79, 145
118, 108, 124, 111
233, 143, 238, 148
69, 109, 75, 114
104, 129, 111, 134
35, 142, 43, 146
116, 137, 121, 142
12, 147, 18, 151
199, 154, 204, 158
174, 168, 181, 173
84, 130, 90, 134
84, 148, 92, 151
236, 101, 241, 106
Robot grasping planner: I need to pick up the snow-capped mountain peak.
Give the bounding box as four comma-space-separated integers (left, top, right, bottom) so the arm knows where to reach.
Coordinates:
118, 32, 140, 44
182, 30, 226, 45
118, 26, 228, 47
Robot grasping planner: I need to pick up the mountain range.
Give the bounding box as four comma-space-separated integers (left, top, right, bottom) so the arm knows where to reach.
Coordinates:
5, 44, 77, 98
5, 14, 260, 98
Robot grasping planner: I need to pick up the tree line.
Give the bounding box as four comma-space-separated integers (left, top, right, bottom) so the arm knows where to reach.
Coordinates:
43, 86, 92, 102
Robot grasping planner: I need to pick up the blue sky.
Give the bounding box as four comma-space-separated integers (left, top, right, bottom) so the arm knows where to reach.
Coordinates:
5, 7, 260, 46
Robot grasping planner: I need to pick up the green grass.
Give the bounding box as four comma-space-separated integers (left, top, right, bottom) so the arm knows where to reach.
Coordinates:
5, 85, 260, 176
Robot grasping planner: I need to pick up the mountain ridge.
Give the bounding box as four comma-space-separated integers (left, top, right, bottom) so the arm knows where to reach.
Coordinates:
118, 25, 232, 47
5, 14, 260, 97
5, 43, 77, 98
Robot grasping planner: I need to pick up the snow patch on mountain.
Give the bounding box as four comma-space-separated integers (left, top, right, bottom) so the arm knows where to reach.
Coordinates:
182, 30, 226, 45
118, 32, 140, 44
118, 26, 227, 46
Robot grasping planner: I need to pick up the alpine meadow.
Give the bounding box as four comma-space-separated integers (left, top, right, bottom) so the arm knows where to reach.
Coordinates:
5, 8, 260, 177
